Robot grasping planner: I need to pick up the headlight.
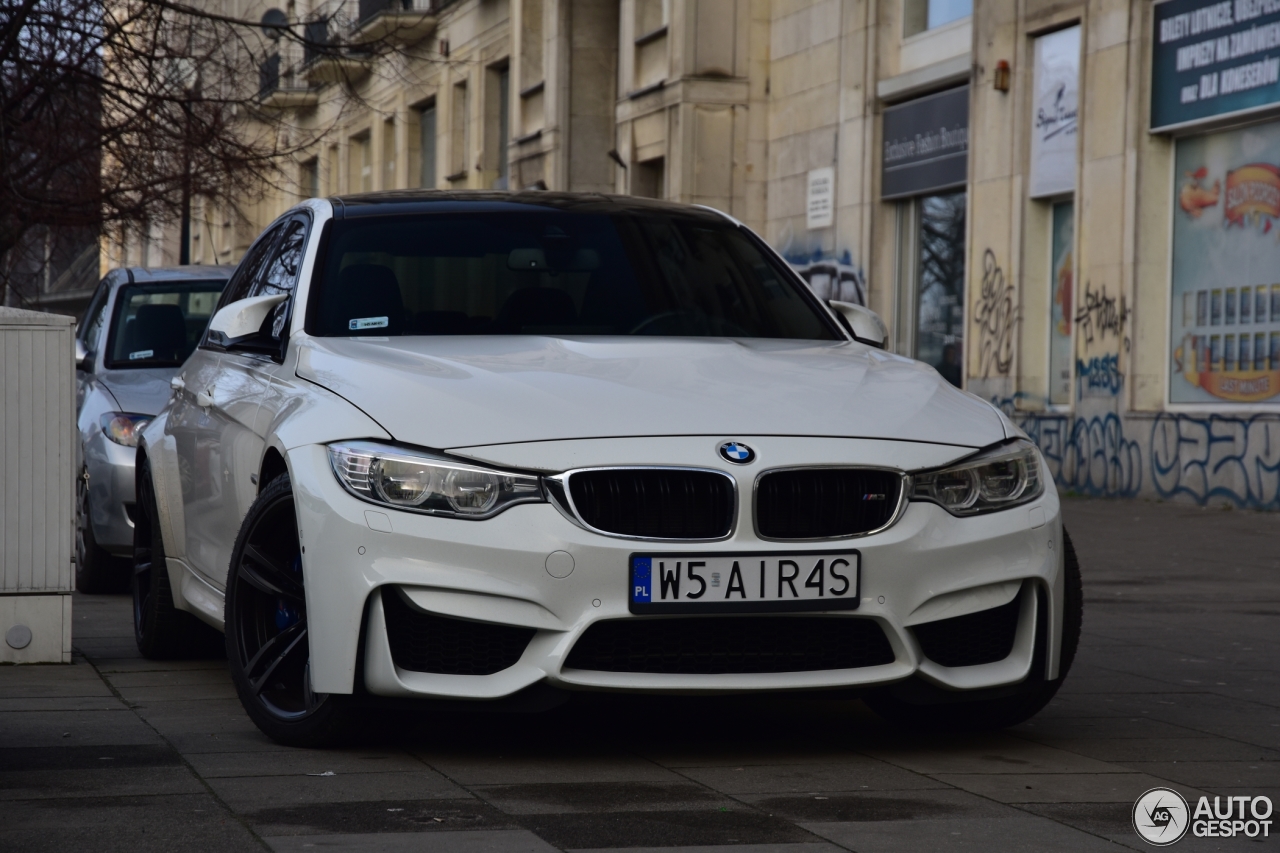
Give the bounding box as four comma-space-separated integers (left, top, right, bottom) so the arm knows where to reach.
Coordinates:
910, 439, 1044, 516
100, 413, 151, 447
327, 441, 543, 519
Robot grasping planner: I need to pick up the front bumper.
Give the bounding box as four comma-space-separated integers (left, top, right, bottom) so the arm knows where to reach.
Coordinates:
83, 429, 138, 554
288, 442, 1063, 699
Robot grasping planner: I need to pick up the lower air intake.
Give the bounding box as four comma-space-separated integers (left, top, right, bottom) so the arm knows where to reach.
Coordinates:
565, 616, 895, 674
912, 590, 1023, 667
381, 587, 535, 675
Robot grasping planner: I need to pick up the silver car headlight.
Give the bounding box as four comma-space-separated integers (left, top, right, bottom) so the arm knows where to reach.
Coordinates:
100, 412, 152, 447
327, 441, 543, 519
909, 439, 1044, 516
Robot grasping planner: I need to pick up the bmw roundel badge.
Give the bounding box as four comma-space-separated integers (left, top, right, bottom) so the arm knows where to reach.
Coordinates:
719, 441, 755, 464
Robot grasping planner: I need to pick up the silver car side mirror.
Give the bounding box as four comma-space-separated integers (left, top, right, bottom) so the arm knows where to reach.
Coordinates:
828, 300, 888, 349
75, 339, 91, 371
209, 294, 289, 339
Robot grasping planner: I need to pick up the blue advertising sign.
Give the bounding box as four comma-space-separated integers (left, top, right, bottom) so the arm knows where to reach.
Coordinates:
1151, 0, 1280, 132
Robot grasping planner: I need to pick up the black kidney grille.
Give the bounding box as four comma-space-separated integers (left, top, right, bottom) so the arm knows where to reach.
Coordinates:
912, 592, 1022, 667
565, 616, 895, 674
381, 587, 535, 675
756, 468, 902, 539
567, 469, 734, 539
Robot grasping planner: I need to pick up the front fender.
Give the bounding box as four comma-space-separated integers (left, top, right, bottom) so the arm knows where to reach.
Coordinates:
137, 412, 186, 561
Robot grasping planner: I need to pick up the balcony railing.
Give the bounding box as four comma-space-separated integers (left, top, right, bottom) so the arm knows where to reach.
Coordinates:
257, 41, 317, 108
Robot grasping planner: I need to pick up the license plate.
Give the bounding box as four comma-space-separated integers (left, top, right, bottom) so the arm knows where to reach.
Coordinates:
629, 551, 861, 614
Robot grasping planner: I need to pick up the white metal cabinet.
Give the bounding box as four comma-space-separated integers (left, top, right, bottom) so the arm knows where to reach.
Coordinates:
0, 306, 75, 663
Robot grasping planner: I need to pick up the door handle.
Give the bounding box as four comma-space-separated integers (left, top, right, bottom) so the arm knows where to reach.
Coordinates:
196, 391, 214, 408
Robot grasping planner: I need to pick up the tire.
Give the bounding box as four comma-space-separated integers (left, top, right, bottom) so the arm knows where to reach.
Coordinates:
133, 455, 217, 658
225, 473, 355, 747
76, 466, 126, 593
864, 527, 1084, 732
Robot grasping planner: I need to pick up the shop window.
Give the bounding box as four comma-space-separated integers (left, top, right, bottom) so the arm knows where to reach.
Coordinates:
1048, 200, 1074, 405
896, 192, 966, 386
1170, 123, 1280, 406
903, 0, 972, 38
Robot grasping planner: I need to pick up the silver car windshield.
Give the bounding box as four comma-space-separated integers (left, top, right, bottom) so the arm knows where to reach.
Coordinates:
105, 282, 226, 369
310, 212, 840, 340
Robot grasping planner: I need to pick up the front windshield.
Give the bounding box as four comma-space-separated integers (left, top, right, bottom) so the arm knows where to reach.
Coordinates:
105, 281, 226, 369
310, 211, 840, 340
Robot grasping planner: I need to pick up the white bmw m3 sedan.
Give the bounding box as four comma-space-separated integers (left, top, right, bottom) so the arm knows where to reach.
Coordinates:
134, 192, 1081, 746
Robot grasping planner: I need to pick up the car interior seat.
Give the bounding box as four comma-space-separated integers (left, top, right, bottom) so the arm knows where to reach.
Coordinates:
120, 304, 188, 361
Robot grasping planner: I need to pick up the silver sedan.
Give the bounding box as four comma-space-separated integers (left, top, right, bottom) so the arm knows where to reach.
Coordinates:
75, 266, 230, 592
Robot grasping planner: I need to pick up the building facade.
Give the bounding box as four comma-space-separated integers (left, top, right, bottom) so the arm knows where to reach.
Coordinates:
113, 0, 1280, 508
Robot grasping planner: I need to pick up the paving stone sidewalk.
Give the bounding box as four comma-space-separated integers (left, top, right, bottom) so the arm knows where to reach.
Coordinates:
2, 498, 1277, 852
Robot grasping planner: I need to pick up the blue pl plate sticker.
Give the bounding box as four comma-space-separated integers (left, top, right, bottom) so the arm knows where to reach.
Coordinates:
632, 556, 652, 603
349, 316, 389, 331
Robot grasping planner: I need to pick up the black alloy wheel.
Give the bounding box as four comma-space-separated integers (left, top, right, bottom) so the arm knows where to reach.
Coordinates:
76, 465, 125, 593
225, 473, 354, 746
863, 527, 1084, 732
133, 455, 214, 658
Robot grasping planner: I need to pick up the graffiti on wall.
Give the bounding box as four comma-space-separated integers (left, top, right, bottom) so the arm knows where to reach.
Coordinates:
1073, 280, 1130, 398
996, 396, 1280, 508
1074, 280, 1130, 351
973, 250, 1017, 378
1076, 354, 1124, 396
785, 249, 867, 306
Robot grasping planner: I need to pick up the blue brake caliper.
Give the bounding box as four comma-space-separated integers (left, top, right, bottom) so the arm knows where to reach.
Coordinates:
274, 553, 303, 631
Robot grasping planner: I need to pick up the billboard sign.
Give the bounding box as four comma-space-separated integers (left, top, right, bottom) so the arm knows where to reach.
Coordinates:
1170, 120, 1280, 405
1151, 0, 1280, 133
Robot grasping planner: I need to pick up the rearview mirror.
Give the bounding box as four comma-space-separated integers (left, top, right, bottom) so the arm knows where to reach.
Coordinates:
828, 301, 888, 349
209, 294, 289, 340
75, 339, 91, 371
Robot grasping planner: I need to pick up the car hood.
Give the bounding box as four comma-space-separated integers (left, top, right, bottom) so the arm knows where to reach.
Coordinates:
296, 336, 1007, 450
97, 367, 177, 416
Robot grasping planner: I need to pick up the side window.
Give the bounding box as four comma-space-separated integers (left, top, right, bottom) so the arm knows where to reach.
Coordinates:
251, 218, 308, 339
80, 280, 110, 351
215, 225, 282, 314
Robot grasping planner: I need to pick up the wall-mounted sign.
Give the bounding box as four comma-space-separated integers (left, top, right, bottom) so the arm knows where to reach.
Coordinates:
1169, 120, 1280, 405
807, 167, 835, 229
1151, 0, 1280, 133
1031, 26, 1080, 198
881, 86, 969, 199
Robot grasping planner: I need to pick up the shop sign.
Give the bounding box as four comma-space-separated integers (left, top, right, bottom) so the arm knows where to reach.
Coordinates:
807, 167, 835, 229
1170, 120, 1280, 405
1151, 0, 1280, 133
1030, 26, 1080, 198
881, 86, 969, 199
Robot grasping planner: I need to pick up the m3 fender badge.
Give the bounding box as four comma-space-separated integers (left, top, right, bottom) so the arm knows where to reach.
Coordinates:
719, 441, 755, 464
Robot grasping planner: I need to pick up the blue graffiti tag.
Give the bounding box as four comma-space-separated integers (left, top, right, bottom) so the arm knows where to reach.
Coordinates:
1150, 413, 1280, 509
995, 395, 1280, 507
994, 396, 1142, 498
1076, 354, 1123, 397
